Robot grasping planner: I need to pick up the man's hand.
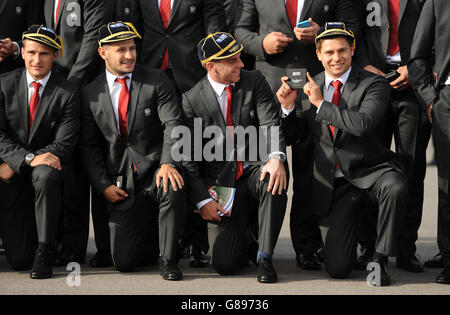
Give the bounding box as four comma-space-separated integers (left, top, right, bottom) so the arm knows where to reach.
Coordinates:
260, 158, 287, 195
364, 65, 386, 76
277, 76, 298, 110
293, 18, 320, 43
30, 152, 62, 170
0, 38, 18, 62
199, 200, 228, 222
156, 163, 184, 193
390, 66, 410, 91
0, 163, 14, 184
427, 101, 433, 124
262, 32, 293, 55
104, 185, 129, 203
303, 72, 323, 108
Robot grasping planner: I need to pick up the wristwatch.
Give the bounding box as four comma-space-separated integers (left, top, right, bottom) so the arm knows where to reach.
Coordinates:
270, 153, 286, 163
24, 153, 35, 166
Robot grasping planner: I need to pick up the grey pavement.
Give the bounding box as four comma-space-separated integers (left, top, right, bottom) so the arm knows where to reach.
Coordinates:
1, 145, 449, 295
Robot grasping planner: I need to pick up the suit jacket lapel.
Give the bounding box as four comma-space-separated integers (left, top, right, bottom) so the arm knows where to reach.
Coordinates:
278, 0, 294, 30
44, 0, 53, 26
16, 70, 29, 141
399, 0, 408, 25
153, 0, 165, 30
55, 0, 67, 29
0, 0, 8, 16
98, 74, 121, 138
232, 81, 243, 126
334, 67, 360, 140
201, 78, 226, 130
29, 72, 59, 142
127, 67, 143, 136
168, 0, 181, 28
315, 73, 333, 141
299, 0, 313, 21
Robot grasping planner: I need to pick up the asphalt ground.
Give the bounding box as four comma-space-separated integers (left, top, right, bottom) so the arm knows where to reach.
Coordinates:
0, 145, 449, 296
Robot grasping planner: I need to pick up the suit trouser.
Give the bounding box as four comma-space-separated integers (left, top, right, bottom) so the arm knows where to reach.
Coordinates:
59, 152, 91, 259
360, 90, 431, 257
290, 138, 323, 256
208, 164, 288, 275
108, 172, 187, 272
431, 86, 450, 267
320, 171, 406, 279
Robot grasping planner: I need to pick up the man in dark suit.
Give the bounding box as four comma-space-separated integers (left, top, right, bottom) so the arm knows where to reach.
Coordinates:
43, 0, 111, 267
132, 0, 227, 266
355, 0, 430, 273
277, 23, 407, 285
80, 22, 187, 280
0, 25, 80, 279
0, 0, 44, 74
234, 0, 362, 270
182, 32, 288, 283
408, 0, 450, 284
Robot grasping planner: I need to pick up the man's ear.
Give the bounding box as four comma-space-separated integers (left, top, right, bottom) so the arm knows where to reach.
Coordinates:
98, 46, 107, 61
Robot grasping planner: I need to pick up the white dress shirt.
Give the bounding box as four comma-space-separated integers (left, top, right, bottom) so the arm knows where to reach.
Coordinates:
26, 71, 51, 106
105, 69, 133, 136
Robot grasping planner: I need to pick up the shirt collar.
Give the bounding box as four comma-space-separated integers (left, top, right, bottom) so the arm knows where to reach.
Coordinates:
105, 69, 133, 90
207, 74, 235, 98
325, 67, 352, 90
26, 70, 52, 89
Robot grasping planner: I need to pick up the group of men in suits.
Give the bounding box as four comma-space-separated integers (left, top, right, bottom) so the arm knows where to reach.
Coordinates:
1, 0, 450, 286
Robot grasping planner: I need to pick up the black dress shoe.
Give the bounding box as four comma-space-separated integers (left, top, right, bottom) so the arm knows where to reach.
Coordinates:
354, 246, 374, 271
31, 243, 56, 279
160, 257, 183, 281
256, 256, 278, 283
367, 254, 391, 286
296, 252, 321, 270
189, 249, 210, 268
89, 253, 113, 268
425, 253, 444, 268
436, 267, 450, 284
396, 255, 425, 273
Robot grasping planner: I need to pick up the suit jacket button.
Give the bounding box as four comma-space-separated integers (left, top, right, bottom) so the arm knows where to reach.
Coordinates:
165, 34, 170, 38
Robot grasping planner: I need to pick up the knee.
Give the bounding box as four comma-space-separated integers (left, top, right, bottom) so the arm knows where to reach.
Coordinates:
382, 178, 407, 200
324, 261, 353, 279
113, 257, 135, 273
32, 166, 62, 189
212, 258, 237, 276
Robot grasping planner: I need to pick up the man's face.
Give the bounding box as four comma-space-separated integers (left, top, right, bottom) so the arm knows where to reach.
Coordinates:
21, 40, 58, 80
207, 53, 244, 85
99, 39, 136, 76
316, 37, 354, 79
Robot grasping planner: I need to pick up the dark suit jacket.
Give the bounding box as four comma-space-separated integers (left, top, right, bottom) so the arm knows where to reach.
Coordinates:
0, 0, 44, 74
233, 0, 360, 92
359, 0, 426, 71
182, 70, 286, 205
0, 68, 80, 209
132, 0, 226, 93
409, 0, 450, 108
44, 0, 111, 86
112, 0, 132, 21
282, 65, 403, 216
80, 65, 182, 211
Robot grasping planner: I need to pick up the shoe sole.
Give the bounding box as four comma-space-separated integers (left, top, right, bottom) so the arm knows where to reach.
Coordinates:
257, 276, 277, 284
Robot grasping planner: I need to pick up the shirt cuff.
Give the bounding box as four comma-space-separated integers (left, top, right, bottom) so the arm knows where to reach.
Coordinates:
316, 100, 325, 114
196, 198, 214, 210
269, 151, 286, 161
281, 105, 295, 118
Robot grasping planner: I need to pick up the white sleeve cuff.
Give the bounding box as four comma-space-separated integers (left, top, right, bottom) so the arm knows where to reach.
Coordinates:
196, 198, 214, 210
281, 105, 295, 118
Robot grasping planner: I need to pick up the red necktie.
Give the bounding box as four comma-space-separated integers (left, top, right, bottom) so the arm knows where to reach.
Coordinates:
160, 0, 171, 70
225, 85, 243, 181
115, 77, 130, 140
329, 80, 343, 138
54, 0, 62, 28
387, 0, 400, 56
29, 81, 41, 129
286, 0, 298, 28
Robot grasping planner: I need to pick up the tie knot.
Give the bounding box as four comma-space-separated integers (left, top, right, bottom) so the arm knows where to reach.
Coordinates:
115, 76, 129, 87
225, 85, 233, 95
331, 80, 343, 90
32, 81, 41, 89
